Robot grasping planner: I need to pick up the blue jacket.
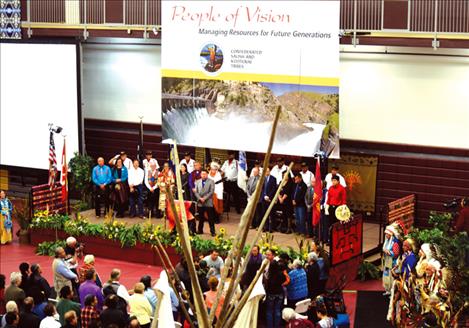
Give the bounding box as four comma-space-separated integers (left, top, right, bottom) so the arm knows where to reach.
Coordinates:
92, 165, 112, 186
287, 268, 308, 301
112, 166, 128, 183
261, 175, 277, 203
402, 251, 417, 280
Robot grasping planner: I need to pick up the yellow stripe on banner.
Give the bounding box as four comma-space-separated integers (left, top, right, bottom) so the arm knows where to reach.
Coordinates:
161, 69, 339, 87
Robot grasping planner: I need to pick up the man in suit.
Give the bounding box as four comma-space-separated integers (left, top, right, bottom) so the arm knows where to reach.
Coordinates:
194, 170, 216, 236
292, 173, 308, 235
260, 167, 278, 232
246, 167, 260, 201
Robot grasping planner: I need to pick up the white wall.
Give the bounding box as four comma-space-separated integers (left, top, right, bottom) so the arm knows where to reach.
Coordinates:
0, 43, 80, 170
82, 44, 162, 124
340, 50, 469, 148
82, 43, 469, 149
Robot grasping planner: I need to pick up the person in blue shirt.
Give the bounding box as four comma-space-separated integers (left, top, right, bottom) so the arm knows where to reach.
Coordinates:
400, 238, 417, 281
92, 157, 112, 217
287, 259, 308, 308
111, 158, 129, 218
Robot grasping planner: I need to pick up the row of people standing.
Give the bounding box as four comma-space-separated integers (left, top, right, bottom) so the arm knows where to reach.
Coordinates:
247, 158, 347, 241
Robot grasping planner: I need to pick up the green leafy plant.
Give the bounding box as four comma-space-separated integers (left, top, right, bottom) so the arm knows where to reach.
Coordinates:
13, 199, 31, 230
64, 214, 90, 236
358, 260, 381, 281
36, 240, 66, 256
68, 152, 94, 204
117, 223, 142, 247
31, 211, 68, 230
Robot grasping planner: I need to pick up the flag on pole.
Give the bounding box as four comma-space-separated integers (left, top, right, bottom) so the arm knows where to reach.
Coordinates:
48, 131, 57, 191
312, 157, 322, 226
237, 151, 247, 193
168, 142, 176, 173
60, 138, 68, 203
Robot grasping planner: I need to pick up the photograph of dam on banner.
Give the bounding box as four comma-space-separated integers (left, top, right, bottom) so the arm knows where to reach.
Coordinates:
161, 78, 339, 158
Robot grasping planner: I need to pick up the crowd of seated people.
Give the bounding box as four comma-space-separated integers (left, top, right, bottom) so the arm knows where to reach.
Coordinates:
91, 150, 347, 239
0, 236, 340, 328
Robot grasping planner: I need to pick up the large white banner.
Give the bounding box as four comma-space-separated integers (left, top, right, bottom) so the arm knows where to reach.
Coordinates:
162, 1, 340, 158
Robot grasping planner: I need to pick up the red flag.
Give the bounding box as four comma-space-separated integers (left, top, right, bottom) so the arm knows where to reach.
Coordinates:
312, 158, 322, 226
60, 138, 68, 203
166, 199, 194, 231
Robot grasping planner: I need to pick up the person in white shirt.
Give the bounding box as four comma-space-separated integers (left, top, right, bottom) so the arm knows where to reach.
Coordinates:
109, 151, 132, 170
325, 165, 346, 189
270, 157, 293, 185
208, 162, 224, 219
180, 152, 195, 173
142, 150, 159, 171
249, 160, 263, 177
128, 159, 145, 218
39, 303, 61, 328
221, 151, 241, 214
300, 162, 315, 188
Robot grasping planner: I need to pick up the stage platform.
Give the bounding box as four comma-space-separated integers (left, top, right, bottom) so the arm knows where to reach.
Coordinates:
79, 209, 381, 253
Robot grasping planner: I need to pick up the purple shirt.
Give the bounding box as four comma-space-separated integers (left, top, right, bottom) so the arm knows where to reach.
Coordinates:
79, 280, 104, 311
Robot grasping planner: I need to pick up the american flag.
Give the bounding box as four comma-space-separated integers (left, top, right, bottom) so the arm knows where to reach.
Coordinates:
48, 131, 57, 190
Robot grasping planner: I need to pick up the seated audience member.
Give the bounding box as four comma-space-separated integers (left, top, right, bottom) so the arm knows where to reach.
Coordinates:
100, 295, 127, 328
203, 250, 224, 279
79, 269, 104, 312
52, 247, 78, 296
196, 260, 209, 293
4, 273, 25, 310
140, 276, 156, 311
0, 274, 6, 314
128, 159, 145, 218
30, 293, 47, 321
111, 158, 129, 218
102, 269, 130, 303
240, 245, 264, 291
28, 264, 51, 301
128, 316, 141, 328
18, 297, 40, 328
129, 283, 152, 328
3, 312, 19, 328
102, 269, 129, 318
306, 252, 321, 299
204, 276, 224, 319
78, 255, 102, 287
91, 157, 112, 217
56, 286, 80, 327
39, 303, 61, 328
18, 264, 30, 296
316, 307, 334, 328
80, 295, 99, 328
1, 301, 18, 328
62, 310, 78, 328
287, 260, 308, 308
282, 307, 314, 328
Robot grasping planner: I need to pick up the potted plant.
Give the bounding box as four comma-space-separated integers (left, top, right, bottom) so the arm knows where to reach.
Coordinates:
68, 152, 94, 208
14, 199, 31, 244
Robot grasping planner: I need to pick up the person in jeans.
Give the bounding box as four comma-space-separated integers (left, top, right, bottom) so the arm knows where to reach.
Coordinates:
263, 249, 288, 328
